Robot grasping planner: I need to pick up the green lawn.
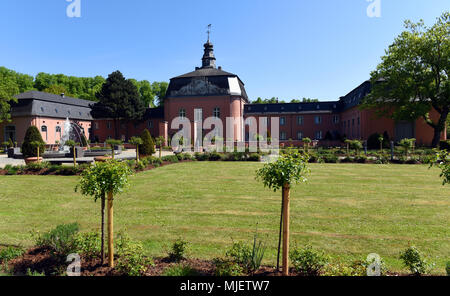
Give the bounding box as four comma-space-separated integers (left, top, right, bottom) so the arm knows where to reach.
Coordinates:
0, 162, 449, 274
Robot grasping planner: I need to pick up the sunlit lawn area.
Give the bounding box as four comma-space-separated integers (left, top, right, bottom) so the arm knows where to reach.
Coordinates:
0, 162, 449, 274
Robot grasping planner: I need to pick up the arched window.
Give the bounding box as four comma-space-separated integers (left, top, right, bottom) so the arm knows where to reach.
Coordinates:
179, 108, 186, 118
213, 107, 220, 118
41, 125, 48, 141
56, 126, 62, 141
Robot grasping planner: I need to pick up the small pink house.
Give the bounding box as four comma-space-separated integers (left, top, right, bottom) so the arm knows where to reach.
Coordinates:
0, 91, 94, 145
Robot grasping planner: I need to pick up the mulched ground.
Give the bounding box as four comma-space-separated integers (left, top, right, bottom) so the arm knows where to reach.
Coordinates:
6, 247, 296, 276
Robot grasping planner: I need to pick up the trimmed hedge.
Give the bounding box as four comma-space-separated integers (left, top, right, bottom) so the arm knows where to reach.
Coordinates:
21, 126, 45, 158
139, 129, 155, 156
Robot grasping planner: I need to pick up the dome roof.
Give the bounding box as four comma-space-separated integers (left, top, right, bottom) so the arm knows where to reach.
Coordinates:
166, 41, 248, 101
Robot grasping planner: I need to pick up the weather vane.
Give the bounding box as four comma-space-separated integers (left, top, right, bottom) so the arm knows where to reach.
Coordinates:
207, 24, 212, 42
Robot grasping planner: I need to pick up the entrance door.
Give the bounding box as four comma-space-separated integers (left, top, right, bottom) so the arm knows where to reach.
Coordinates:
4, 126, 16, 142
395, 121, 415, 142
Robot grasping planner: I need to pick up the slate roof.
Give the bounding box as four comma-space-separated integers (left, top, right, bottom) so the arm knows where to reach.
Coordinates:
12, 91, 95, 121
244, 101, 341, 115
172, 67, 238, 79
143, 107, 164, 120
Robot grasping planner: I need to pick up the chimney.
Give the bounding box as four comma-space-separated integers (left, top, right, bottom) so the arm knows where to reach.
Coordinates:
218, 66, 222, 70
61, 93, 65, 98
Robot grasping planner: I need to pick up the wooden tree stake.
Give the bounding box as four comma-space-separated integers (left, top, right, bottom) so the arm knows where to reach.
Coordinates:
107, 191, 114, 267
282, 183, 290, 276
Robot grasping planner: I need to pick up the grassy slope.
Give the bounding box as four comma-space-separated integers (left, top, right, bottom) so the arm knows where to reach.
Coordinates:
0, 162, 449, 274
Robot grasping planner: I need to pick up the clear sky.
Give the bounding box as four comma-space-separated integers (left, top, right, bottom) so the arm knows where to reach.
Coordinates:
0, 0, 448, 101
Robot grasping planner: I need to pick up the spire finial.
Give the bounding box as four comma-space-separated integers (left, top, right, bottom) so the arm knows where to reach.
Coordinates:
207, 24, 211, 42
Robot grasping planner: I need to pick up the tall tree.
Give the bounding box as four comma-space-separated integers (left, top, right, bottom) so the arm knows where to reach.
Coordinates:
362, 12, 449, 147
0, 75, 19, 123
91, 71, 145, 140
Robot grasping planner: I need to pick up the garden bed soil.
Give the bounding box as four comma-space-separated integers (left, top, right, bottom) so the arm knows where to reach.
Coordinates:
6, 247, 295, 276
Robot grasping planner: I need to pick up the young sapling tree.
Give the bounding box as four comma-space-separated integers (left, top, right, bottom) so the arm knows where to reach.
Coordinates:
129, 137, 143, 162
76, 160, 132, 267
256, 151, 310, 276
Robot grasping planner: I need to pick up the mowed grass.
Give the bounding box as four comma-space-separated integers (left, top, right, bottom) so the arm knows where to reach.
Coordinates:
0, 162, 449, 274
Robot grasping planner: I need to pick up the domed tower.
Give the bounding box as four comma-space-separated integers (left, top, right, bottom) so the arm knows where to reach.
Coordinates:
164, 37, 249, 144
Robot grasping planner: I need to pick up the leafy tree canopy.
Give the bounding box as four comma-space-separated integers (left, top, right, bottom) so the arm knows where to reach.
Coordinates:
76, 160, 133, 201
362, 12, 449, 147
256, 151, 310, 192
91, 71, 146, 122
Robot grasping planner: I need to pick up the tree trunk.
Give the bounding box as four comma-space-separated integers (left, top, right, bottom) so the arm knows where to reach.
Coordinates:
276, 192, 284, 271
73, 146, 77, 166
37, 147, 40, 163
136, 145, 139, 162
428, 109, 448, 148
101, 195, 105, 264
432, 126, 444, 148
282, 184, 290, 276
107, 192, 114, 268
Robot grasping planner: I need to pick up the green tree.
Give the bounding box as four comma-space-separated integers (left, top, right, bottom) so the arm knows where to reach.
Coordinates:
362, 13, 450, 147
398, 138, 416, 157
106, 139, 122, 160
433, 150, 450, 185
21, 126, 45, 158
0, 71, 19, 123
155, 136, 166, 158
139, 129, 155, 156
91, 71, 145, 140
76, 160, 133, 266
43, 84, 74, 97
256, 151, 310, 276
302, 137, 312, 153
129, 137, 143, 162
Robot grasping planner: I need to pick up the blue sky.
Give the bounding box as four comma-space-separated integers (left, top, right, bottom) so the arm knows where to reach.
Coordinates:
0, 0, 448, 101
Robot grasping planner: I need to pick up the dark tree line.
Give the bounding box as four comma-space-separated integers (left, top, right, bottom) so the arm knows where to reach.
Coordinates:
0, 66, 168, 123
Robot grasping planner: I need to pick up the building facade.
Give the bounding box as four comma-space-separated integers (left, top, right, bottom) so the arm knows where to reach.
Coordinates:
4, 41, 446, 147
1, 91, 93, 146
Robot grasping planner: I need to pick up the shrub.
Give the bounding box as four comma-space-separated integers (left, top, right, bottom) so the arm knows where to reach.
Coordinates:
163, 264, 198, 276
208, 151, 222, 161
21, 126, 45, 158
194, 152, 210, 161
115, 231, 152, 276
355, 155, 368, 163
168, 239, 188, 262
4, 165, 24, 175
135, 161, 146, 171
139, 129, 155, 156
323, 259, 366, 276
162, 155, 179, 163
400, 246, 433, 275
225, 235, 266, 274
26, 161, 50, 172
0, 247, 24, 263
367, 133, 383, 150
290, 245, 328, 276
74, 232, 101, 260
33, 223, 80, 257
439, 140, 450, 151
322, 153, 338, 163
446, 261, 450, 276
247, 153, 261, 162
213, 258, 244, 276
